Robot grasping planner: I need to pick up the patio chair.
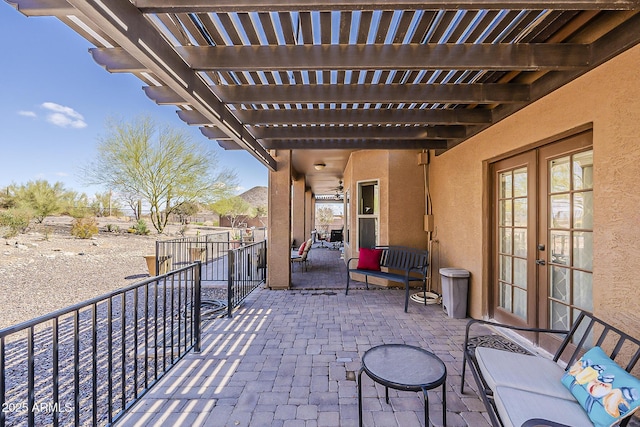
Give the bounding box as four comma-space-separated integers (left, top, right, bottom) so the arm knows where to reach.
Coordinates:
329, 229, 343, 250
291, 238, 313, 272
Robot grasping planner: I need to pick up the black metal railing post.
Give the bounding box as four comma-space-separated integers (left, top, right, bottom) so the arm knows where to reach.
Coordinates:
228, 249, 235, 318
155, 240, 160, 277
0, 337, 4, 427
27, 327, 34, 427
194, 262, 202, 353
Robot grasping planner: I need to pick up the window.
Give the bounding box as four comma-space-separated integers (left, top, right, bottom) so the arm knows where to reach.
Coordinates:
357, 181, 379, 249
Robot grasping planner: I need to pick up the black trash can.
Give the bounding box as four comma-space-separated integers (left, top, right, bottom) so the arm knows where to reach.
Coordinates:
440, 268, 470, 318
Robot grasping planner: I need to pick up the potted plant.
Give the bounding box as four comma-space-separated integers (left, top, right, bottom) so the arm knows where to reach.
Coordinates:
230, 230, 242, 249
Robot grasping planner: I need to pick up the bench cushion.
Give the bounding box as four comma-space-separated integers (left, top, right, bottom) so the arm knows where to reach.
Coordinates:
475, 347, 575, 400
494, 386, 593, 427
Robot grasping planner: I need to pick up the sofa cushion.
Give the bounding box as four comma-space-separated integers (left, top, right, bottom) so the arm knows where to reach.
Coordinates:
494, 386, 593, 427
561, 346, 640, 427
475, 347, 575, 400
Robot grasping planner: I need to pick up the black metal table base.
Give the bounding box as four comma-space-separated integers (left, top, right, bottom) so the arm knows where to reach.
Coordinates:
357, 344, 447, 427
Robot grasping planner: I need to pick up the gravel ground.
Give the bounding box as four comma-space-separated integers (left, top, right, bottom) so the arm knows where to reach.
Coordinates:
1, 216, 228, 426
0, 216, 220, 330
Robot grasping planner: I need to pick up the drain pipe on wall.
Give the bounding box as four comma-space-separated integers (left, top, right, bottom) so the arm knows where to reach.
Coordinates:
410, 151, 441, 305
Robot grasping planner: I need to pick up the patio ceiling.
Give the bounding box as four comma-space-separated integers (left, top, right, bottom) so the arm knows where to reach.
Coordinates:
7, 1, 640, 194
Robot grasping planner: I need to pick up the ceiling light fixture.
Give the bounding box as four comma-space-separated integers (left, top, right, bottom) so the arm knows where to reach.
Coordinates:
314, 163, 326, 170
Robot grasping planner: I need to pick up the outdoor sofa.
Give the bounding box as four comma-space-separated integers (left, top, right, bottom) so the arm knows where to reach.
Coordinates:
462, 311, 640, 427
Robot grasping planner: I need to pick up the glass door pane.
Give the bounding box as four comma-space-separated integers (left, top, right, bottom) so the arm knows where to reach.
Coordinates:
545, 149, 593, 336
496, 167, 528, 321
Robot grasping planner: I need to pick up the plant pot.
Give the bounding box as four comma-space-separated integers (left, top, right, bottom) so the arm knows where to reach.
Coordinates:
144, 255, 173, 276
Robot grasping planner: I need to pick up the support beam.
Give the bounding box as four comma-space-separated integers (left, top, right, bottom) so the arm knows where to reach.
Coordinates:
305, 189, 314, 244
250, 125, 467, 140
133, 0, 640, 13
233, 107, 493, 126
215, 83, 530, 104
267, 150, 292, 290
292, 177, 306, 250
262, 139, 449, 150
177, 44, 590, 72
197, 126, 234, 140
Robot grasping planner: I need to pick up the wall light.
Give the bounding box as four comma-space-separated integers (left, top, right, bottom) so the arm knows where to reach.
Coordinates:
314, 163, 326, 170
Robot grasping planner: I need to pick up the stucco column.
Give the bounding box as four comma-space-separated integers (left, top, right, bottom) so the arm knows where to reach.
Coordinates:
305, 188, 314, 240
292, 176, 306, 247
267, 150, 292, 290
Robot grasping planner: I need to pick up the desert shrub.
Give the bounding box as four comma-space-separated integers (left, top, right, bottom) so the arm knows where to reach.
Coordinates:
71, 217, 99, 239
105, 224, 120, 233
129, 219, 150, 235
13, 180, 65, 223
0, 208, 32, 238
35, 224, 53, 241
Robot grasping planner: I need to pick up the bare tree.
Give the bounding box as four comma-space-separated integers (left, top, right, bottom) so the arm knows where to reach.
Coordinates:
82, 115, 237, 233
316, 206, 335, 236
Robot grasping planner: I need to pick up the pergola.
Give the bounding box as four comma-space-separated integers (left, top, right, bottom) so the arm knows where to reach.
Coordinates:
7, 0, 640, 195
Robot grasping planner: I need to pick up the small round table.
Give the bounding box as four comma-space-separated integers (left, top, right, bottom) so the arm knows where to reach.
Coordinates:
358, 344, 447, 427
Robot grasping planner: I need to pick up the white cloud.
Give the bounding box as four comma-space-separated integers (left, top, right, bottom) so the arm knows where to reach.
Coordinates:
41, 102, 87, 129
18, 110, 37, 118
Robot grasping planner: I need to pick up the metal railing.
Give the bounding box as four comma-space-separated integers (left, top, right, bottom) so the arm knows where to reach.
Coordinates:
155, 229, 267, 282
156, 231, 230, 282
227, 241, 267, 317
0, 264, 201, 427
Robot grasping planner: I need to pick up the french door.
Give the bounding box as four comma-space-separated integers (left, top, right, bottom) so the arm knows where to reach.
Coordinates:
491, 131, 593, 345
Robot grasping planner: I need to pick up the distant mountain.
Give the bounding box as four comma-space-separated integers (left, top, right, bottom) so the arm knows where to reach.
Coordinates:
239, 186, 268, 208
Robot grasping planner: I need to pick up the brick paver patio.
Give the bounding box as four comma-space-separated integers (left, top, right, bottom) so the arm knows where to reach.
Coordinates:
116, 244, 491, 427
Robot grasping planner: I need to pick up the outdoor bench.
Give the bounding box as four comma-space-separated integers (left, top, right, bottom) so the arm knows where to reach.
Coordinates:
345, 245, 428, 312
462, 311, 640, 427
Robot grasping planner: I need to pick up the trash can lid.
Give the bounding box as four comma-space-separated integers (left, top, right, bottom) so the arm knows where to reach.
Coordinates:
439, 268, 470, 278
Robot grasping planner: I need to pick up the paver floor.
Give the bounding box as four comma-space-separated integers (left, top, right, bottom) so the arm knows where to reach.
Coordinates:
117, 245, 492, 427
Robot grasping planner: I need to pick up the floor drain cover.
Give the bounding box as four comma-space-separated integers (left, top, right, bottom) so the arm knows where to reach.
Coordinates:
346, 371, 356, 381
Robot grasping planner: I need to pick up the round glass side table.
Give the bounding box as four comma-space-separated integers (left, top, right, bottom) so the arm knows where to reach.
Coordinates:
358, 344, 447, 426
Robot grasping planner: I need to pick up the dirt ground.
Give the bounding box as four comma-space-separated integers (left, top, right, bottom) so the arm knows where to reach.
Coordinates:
0, 216, 225, 329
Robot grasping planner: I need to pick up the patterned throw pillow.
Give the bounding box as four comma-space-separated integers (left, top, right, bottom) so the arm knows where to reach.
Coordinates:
561, 346, 640, 427
298, 241, 306, 255
357, 248, 383, 271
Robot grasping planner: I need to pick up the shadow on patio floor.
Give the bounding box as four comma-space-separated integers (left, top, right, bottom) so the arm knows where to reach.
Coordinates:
116, 261, 495, 427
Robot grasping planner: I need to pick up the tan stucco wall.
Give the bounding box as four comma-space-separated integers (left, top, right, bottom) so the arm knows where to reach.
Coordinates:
388, 151, 429, 250
343, 150, 427, 287
429, 43, 640, 334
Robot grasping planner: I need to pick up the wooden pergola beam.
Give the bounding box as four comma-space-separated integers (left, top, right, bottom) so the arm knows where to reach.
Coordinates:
132, 0, 640, 13
214, 83, 530, 104
176, 44, 591, 72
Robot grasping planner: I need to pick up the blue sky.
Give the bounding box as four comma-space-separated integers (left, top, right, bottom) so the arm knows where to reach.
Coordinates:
0, 4, 268, 198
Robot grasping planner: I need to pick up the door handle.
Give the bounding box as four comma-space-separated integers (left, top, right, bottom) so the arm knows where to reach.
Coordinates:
535, 259, 546, 265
